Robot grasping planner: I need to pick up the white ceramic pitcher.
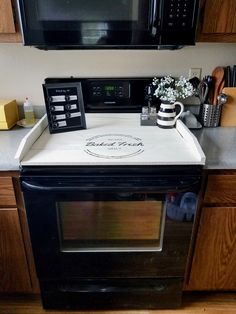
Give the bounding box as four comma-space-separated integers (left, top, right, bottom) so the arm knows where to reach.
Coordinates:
157, 101, 184, 128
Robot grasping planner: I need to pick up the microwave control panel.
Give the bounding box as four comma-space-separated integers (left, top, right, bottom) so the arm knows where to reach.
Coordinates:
163, 0, 198, 30
43, 82, 86, 134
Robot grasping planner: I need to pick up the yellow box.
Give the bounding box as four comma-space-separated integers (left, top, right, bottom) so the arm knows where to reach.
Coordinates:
0, 100, 19, 130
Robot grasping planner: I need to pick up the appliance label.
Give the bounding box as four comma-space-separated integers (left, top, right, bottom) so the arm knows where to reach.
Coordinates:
84, 134, 144, 159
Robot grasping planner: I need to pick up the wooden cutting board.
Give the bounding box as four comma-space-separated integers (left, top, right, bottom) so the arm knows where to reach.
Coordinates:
220, 87, 236, 126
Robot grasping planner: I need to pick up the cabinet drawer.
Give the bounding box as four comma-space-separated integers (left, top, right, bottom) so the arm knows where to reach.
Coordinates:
0, 177, 16, 206
204, 175, 236, 204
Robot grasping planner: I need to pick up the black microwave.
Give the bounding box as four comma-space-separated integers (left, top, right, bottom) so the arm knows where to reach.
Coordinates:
17, 0, 199, 50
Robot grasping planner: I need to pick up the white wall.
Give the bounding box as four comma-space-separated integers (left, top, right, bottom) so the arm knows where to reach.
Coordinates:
1, 43, 236, 107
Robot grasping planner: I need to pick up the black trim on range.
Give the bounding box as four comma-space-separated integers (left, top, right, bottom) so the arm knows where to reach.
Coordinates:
20, 164, 203, 175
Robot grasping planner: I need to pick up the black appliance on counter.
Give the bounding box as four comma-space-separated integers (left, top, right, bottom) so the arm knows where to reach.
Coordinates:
17, 0, 200, 49
19, 77, 204, 310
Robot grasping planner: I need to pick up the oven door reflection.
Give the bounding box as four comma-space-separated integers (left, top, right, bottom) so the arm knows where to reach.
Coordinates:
57, 196, 165, 252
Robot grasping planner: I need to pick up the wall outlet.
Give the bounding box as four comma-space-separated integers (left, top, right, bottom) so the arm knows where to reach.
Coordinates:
189, 68, 202, 79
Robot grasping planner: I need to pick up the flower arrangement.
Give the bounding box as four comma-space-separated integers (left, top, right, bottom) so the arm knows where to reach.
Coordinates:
152, 75, 194, 103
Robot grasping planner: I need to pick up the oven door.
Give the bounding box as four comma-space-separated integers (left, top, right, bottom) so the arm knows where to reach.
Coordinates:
18, 0, 160, 48
21, 166, 201, 280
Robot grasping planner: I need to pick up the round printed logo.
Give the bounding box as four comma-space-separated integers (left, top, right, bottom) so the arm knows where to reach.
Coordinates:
84, 134, 144, 159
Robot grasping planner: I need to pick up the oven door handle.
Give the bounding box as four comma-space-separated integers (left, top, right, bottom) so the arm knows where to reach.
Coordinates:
21, 178, 201, 193
21, 181, 144, 192
21, 181, 85, 192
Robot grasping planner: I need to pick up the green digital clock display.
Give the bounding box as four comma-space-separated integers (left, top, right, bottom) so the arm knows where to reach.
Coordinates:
104, 85, 115, 91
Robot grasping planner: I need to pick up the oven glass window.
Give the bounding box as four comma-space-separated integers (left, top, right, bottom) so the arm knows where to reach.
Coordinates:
57, 198, 165, 252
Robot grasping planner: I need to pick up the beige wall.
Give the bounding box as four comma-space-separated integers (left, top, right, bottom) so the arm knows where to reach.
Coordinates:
1, 43, 236, 107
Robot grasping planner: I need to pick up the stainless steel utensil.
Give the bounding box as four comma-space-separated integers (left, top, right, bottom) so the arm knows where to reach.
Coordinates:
197, 81, 209, 104
217, 93, 228, 105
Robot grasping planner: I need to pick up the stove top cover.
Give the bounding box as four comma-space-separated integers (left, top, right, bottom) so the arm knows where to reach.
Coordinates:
16, 114, 205, 166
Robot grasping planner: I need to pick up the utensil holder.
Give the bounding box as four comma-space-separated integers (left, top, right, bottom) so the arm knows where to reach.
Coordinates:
200, 104, 222, 127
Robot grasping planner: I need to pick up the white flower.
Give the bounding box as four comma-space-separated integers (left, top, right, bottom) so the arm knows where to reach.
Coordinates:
152, 75, 194, 102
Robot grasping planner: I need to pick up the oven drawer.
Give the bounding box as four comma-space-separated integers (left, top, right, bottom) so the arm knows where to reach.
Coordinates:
0, 177, 16, 207
40, 278, 183, 309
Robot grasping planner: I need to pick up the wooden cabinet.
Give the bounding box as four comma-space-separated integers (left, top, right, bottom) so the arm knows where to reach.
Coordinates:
185, 171, 236, 290
0, 177, 16, 206
0, 172, 38, 293
0, 0, 21, 42
0, 208, 32, 292
197, 0, 236, 42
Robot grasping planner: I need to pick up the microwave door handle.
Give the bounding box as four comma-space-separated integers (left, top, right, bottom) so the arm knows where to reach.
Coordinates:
149, 0, 160, 36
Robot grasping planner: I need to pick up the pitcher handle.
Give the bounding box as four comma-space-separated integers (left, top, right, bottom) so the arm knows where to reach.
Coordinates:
174, 101, 184, 122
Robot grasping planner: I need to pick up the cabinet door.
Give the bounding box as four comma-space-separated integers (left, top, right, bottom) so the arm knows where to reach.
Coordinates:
0, 208, 32, 292
0, 177, 16, 206
186, 206, 236, 290
198, 0, 236, 42
0, 0, 21, 42
0, 0, 15, 33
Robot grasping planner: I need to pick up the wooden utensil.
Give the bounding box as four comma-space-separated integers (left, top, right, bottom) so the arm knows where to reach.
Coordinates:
212, 67, 225, 105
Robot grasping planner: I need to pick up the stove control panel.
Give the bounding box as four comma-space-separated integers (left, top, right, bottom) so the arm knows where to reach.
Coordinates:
44, 77, 153, 113
89, 81, 130, 100
82, 78, 152, 112
43, 82, 86, 134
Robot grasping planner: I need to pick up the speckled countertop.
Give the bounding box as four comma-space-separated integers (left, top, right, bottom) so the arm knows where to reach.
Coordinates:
0, 126, 29, 171
193, 127, 236, 169
1, 125, 236, 171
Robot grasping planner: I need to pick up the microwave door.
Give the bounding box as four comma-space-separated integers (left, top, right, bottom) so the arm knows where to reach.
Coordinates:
18, 0, 159, 48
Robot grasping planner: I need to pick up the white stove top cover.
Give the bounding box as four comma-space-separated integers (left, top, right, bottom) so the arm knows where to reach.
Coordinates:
16, 114, 205, 166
